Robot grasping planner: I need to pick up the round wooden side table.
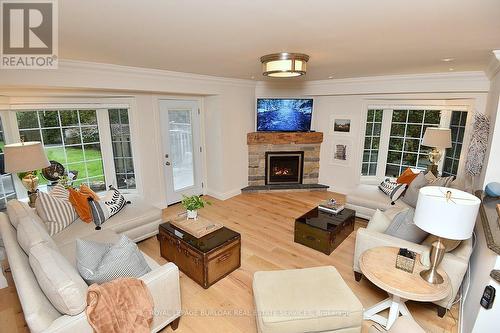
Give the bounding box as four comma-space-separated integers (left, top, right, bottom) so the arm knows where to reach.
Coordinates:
359, 246, 450, 330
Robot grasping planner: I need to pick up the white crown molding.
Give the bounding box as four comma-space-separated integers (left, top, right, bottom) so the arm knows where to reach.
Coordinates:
256, 71, 490, 96
0, 59, 257, 94
485, 50, 500, 80
58, 60, 257, 87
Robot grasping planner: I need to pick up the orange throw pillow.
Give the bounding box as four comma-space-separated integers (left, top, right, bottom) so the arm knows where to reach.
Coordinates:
397, 168, 419, 185
68, 185, 99, 223
80, 184, 100, 201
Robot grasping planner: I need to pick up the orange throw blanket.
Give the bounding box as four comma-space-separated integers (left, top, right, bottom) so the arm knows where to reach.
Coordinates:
86, 278, 154, 333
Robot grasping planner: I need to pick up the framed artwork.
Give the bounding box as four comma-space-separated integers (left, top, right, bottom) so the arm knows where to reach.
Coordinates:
330, 137, 352, 166
330, 115, 352, 135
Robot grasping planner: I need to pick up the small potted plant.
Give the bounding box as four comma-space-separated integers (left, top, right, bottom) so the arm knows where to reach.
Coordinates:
181, 195, 211, 219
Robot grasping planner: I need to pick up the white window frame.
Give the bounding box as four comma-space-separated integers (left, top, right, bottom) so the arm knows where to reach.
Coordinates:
0, 99, 140, 197
359, 103, 472, 183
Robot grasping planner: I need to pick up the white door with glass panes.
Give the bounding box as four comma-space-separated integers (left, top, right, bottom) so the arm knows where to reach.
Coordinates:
159, 100, 203, 205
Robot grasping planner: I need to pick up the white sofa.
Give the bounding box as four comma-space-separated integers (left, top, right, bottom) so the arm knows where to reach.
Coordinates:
345, 184, 410, 220
0, 196, 181, 333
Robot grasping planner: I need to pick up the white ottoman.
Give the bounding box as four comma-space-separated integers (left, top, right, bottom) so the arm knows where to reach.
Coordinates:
253, 266, 363, 333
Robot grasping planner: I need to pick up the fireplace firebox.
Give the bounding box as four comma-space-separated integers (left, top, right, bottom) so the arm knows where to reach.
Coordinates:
265, 151, 304, 185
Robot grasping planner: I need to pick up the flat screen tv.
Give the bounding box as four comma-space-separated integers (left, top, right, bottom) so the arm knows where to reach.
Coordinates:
257, 98, 313, 132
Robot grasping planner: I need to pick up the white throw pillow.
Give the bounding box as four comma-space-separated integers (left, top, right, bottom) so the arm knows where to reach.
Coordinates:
29, 242, 88, 315
366, 209, 392, 233
17, 216, 57, 254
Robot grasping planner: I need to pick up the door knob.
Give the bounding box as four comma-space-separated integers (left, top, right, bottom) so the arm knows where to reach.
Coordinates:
166, 161, 171, 166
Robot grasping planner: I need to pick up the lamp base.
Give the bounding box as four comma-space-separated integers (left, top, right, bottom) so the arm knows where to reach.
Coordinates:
420, 268, 444, 284
21, 172, 40, 208
426, 164, 438, 177
421, 238, 446, 284
27, 190, 38, 208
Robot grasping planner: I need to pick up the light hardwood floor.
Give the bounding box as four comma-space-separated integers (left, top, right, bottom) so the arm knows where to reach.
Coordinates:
0, 191, 458, 333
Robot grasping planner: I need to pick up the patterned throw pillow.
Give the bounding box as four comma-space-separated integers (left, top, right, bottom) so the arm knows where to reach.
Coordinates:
379, 178, 398, 196
378, 179, 407, 203
35, 186, 77, 236
76, 235, 151, 285
384, 208, 429, 243
88, 186, 129, 230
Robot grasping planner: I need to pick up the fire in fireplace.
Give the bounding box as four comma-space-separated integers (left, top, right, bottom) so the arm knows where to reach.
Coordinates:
265, 151, 304, 185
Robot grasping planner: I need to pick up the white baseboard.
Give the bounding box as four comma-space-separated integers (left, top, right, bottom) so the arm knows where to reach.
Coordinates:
206, 188, 241, 201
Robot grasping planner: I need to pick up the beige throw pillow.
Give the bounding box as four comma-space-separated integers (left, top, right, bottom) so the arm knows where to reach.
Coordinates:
367, 209, 392, 233
29, 242, 88, 315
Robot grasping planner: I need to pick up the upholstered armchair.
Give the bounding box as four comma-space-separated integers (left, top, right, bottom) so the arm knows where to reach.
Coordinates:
353, 224, 473, 317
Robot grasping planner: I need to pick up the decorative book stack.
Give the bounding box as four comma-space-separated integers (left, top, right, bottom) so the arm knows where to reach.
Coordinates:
318, 200, 344, 214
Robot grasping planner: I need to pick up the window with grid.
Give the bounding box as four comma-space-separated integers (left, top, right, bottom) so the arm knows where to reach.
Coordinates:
0, 117, 17, 210
16, 110, 106, 191
361, 109, 383, 176
385, 110, 441, 177
109, 109, 136, 189
442, 111, 467, 177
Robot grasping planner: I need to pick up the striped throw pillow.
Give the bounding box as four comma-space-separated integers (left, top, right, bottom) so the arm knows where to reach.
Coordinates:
88, 186, 128, 230
50, 184, 70, 201
35, 191, 78, 235
76, 235, 151, 285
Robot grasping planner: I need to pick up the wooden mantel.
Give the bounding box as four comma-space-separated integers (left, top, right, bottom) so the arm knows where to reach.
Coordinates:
247, 132, 323, 145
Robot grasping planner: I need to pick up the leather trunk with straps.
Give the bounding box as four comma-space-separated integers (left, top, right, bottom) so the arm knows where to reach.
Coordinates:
158, 222, 241, 289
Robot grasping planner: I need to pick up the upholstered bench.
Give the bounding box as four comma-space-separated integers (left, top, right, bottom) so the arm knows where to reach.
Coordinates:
253, 266, 363, 333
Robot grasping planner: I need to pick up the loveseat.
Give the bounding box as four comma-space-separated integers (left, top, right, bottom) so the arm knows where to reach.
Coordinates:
0, 196, 181, 333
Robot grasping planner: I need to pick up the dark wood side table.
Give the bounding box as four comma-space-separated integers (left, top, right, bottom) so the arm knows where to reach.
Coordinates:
294, 207, 355, 255
158, 222, 241, 289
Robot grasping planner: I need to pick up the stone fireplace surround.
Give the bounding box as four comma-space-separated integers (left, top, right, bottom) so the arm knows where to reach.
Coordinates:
242, 132, 329, 192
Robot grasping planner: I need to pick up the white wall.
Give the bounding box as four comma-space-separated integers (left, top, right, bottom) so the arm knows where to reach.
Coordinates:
0, 60, 256, 206
257, 72, 490, 194
462, 54, 500, 333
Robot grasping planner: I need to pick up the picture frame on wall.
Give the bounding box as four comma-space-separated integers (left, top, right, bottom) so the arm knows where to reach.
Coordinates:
330, 137, 352, 166
330, 115, 352, 135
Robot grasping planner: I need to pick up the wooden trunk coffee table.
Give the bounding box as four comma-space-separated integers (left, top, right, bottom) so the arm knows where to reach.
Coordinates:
294, 207, 355, 255
158, 222, 241, 289
360, 246, 450, 330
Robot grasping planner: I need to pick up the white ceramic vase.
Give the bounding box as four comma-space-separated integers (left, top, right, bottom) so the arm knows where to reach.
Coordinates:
187, 209, 198, 219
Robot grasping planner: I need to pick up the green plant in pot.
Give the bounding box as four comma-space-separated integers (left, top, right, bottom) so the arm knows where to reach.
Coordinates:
181, 195, 211, 219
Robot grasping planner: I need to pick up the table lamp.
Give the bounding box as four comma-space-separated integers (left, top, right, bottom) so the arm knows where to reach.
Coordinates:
4, 141, 50, 207
414, 186, 480, 284
422, 128, 452, 176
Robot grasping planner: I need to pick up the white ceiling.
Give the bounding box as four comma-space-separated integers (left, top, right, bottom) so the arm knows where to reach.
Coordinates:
59, 0, 500, 80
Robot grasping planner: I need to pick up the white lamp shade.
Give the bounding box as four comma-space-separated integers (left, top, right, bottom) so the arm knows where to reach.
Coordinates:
414, 186, 480, 240
4, 142, 50, 173
422, 128, 452, 148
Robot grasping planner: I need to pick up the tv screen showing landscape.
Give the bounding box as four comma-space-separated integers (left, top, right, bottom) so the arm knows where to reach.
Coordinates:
256, 98, 313, 132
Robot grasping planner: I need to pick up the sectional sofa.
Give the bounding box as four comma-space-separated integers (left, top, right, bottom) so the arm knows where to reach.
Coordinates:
0, 196, 181, 333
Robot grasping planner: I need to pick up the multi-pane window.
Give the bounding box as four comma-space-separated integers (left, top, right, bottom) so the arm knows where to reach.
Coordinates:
361, 107, 468, 180
361, 109, 383, 176
442, 111, 467, 177
16, 110, 106, 191
109, 109, 136, 189
385, 110, 441, 177
0, 118, 17, 210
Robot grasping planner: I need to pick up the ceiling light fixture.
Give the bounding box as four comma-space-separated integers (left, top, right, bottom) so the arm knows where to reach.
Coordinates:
260, 52, 309, 78
441, 58, 455, 62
